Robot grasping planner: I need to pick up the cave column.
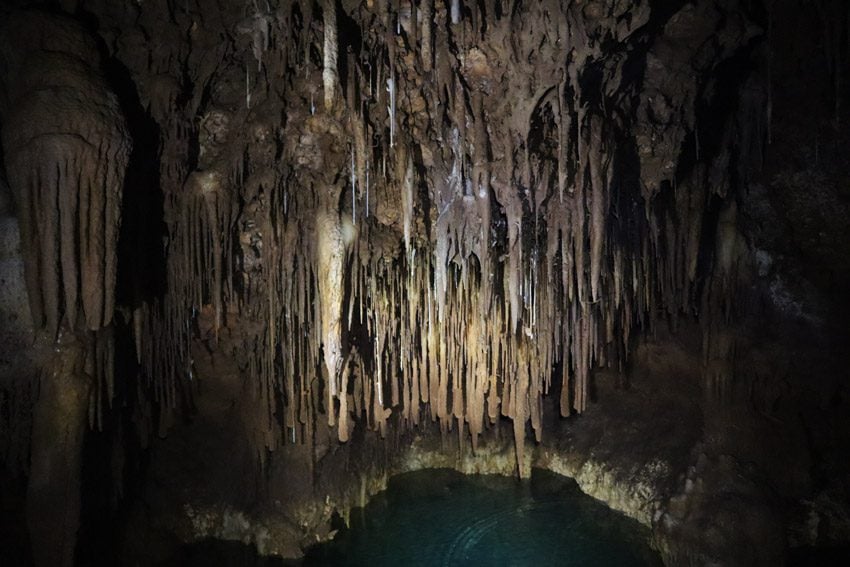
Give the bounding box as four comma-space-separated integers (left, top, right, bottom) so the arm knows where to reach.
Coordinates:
26, 334, 91, 567
0, 11, 130, 567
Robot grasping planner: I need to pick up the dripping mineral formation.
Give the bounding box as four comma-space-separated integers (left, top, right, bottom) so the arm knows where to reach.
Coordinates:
0, 1, 849, 566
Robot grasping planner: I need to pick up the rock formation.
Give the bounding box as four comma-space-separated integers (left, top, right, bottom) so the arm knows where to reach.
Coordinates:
0, 1, 848, 565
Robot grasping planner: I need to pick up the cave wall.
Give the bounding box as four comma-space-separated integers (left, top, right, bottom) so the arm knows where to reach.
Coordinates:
0, 153, 34, 475
1, 0, 849, 565
0, 8, 130, 566
76, 0, 766, 471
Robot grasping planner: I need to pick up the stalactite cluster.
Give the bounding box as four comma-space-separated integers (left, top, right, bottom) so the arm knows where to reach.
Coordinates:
0, 11, 131, 427
98, 0, 765, 473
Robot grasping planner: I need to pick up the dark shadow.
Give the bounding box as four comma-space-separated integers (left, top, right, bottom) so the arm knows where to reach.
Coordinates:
161, 538, 291, 567
68, 10, 169, 567
787, 546, 850, 566
107, 67, 169, 308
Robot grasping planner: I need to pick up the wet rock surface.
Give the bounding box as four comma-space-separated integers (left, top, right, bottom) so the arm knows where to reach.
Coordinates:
0, 1, 848, 565
123, 323, 846, 566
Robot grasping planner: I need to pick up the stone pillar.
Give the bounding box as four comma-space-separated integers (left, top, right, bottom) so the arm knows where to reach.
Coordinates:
26, 336, 91, 567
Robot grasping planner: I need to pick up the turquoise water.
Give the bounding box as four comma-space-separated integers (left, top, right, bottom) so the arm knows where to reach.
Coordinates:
304, 468, 662, 567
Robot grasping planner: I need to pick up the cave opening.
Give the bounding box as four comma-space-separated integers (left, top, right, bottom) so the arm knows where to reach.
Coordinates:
1, 0, 850, 566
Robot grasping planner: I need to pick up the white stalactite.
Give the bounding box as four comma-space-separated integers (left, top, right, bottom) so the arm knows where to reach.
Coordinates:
451, 0, 461, 25
317, 210, 345, 406
420, 0, 433, 72
402, 151, 414, 260
322, 0, 338, 112
387, 75, 396, 148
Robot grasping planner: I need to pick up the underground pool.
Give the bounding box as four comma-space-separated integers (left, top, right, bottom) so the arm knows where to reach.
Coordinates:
302, 468, 663, 566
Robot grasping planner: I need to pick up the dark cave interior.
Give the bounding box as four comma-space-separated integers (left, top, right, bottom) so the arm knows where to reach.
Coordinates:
0, 0, 849, 565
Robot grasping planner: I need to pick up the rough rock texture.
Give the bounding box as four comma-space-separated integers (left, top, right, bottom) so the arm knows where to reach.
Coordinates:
0, 0, 848, 566
0, 173, 35, 475
0, 154, 38, 566
72, 0, 767, 477
0, 9, 131, 566
120, 324, 838, 566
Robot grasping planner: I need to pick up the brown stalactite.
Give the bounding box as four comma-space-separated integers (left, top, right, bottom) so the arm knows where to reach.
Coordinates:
0, 0, 768, 495
1, 14, 131, 335
322, 0, 339, 113
0, 12, 131, 566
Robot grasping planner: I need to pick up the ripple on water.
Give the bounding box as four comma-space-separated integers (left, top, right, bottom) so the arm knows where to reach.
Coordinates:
304, 468, 663, 567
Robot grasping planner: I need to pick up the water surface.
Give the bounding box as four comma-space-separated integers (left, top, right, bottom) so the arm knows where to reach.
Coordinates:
304, 468, 662, 566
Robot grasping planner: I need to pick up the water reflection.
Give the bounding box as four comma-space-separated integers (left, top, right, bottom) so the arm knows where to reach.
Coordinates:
304, 468, 662, 567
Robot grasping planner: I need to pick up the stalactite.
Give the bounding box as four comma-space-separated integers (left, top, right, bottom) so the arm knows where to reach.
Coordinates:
6, 131, 130, 337
0, 12, 130, 443
588, 116, 608, 304
317, 209, 345, 427
322, 0, 339, 112
388, 70, 397, 148
76, 0, 764, 481
401, 148, 415, 260
420, 0, 433, 72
